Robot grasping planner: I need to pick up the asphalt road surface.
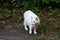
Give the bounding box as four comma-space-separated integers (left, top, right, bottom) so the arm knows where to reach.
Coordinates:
0, 26, 40, 40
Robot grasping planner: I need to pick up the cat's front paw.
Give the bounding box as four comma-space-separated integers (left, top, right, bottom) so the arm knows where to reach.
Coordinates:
29, 31, 32, 34
34, 31, 37, 34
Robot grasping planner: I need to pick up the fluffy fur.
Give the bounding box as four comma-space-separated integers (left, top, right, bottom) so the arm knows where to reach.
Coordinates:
24, 10, 40, 34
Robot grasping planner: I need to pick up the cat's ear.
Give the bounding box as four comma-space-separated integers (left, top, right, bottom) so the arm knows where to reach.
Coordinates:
35, 17, 38, 21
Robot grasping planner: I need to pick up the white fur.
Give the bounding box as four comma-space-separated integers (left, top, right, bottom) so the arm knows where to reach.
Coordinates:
24, 10, 40, 34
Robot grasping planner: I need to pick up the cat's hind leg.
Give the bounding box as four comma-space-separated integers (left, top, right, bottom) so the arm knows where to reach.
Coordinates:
24, 21, 28, 31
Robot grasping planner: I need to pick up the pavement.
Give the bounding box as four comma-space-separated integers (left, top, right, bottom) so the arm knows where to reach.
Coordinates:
0, 26, 40, 40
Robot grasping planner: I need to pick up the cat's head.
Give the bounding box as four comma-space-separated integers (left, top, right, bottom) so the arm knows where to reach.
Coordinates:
31, 17, 40, 25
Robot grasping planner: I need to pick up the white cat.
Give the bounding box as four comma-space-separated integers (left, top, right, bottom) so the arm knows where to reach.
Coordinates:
24, 10, 40, 34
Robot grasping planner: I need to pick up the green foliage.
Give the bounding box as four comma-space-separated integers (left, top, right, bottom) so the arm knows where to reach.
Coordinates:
42, 0, 49, 3
0, 9, 11, 20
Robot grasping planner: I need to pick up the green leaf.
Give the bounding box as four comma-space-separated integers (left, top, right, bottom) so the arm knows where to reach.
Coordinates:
42, 0, 49, 3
